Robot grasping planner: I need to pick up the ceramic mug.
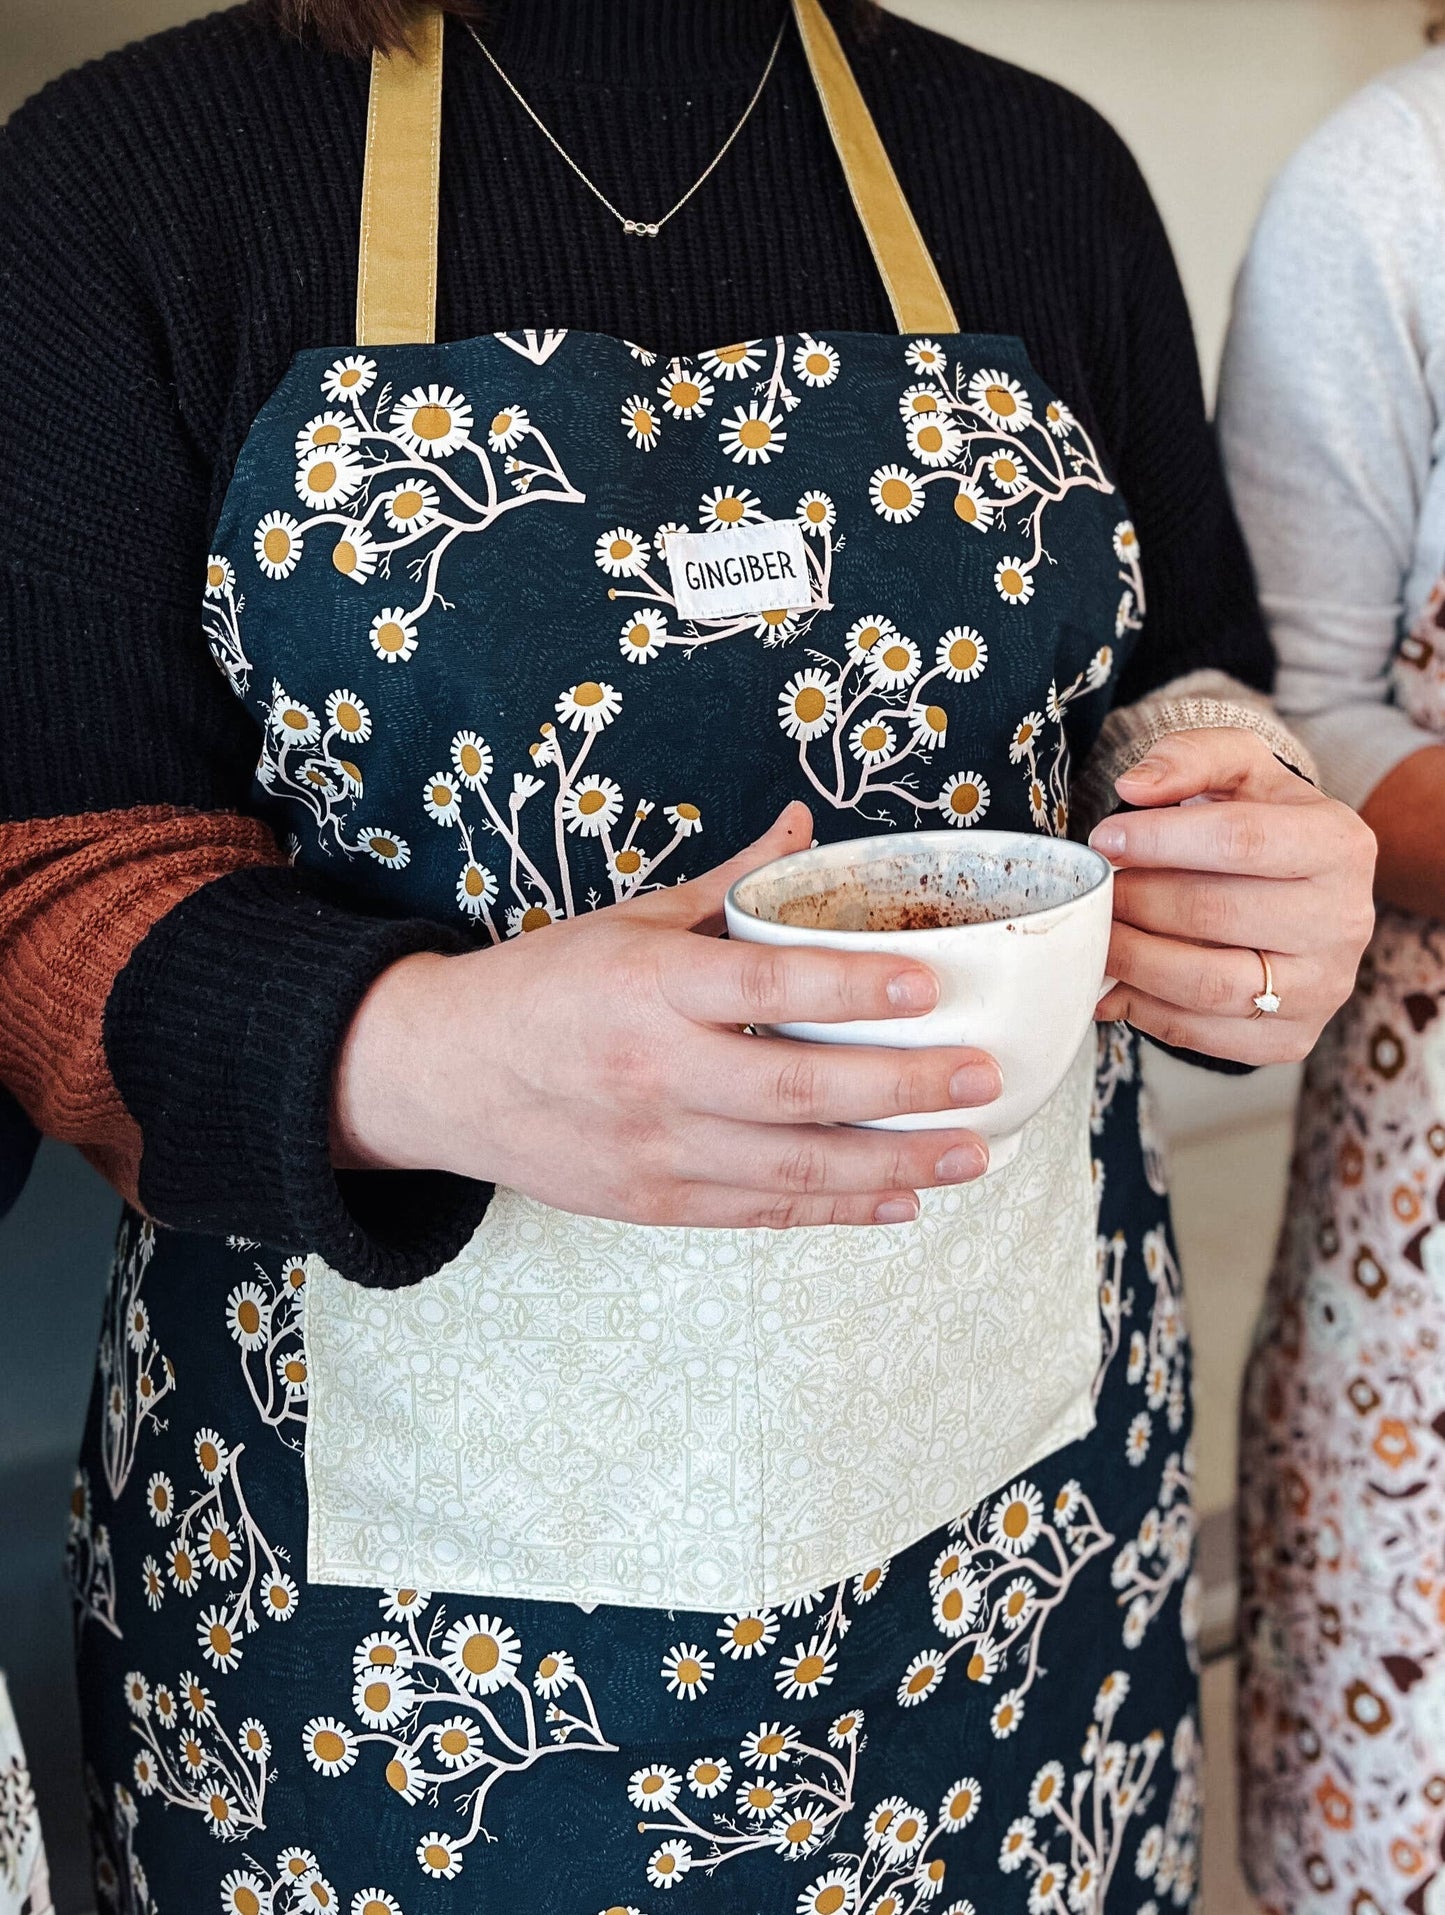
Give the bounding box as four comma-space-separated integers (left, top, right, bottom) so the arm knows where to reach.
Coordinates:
724, 829, 1114, 1171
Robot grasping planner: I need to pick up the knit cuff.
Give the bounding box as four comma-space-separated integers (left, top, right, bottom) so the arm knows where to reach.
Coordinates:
105, 866, 492, 1288
1071, 669, 1317, 839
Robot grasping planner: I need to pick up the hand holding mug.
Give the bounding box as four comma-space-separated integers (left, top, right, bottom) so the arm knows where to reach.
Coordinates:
1090, 728, 1376, 1062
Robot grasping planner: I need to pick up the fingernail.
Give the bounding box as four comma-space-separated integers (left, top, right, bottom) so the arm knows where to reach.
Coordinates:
887, 968, 939, 1013
1120, 756, 1165, 785
950, 1062, 1002, 1105
935, 1143, 988, 1184
875, 1197, 919, 1226
1089, 821, 1126, 857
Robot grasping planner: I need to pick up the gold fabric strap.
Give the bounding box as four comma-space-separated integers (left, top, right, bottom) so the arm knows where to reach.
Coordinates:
354, 0, 956, 344
790, 0, 956, 333
356, 7, 444, 346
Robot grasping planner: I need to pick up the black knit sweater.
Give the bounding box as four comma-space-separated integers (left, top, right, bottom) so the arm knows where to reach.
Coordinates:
0, 0, 1267, 1285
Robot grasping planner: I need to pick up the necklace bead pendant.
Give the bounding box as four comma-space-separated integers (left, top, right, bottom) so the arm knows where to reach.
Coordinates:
623, 220, 661, 238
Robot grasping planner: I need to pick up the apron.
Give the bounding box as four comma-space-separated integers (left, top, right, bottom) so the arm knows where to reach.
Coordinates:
205, 0, 1144, 1611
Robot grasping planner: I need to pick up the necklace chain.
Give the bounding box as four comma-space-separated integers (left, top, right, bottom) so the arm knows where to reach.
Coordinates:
462, 10, 789, 238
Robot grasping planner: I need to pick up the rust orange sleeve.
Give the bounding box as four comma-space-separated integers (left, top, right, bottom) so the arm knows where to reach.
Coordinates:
0, 807, 285, 1203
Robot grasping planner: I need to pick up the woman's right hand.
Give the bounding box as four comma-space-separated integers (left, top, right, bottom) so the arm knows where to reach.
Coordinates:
332, 803, 1001, 1230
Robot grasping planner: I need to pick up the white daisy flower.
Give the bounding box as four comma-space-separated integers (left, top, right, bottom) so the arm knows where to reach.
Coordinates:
880, 1802, 928, 1859
321, 354, 377, 403
1116, 591, 1137, 639
1000, 1576, 1037, 1631
719, 400, 787, 465
845, 613, 898, 667
141, 1556, 165, 1610
699, 339, 764, 380
1027, 1761, 1066, 1818
738, 1775, 782, 1821
751, 606, 797, 641
699, 485, 762, 532
595, 527, 651, 576
450, 730, 492, 788
968, 368, 1034, 432
777, 669, 838, 741
1113, 520, 1141, 564
351, 1894, 402, 1915
986, 446, 1030, 495
995, 558, 1036, 605
1029, 1860, 1066, 1912
204, 554, 235, 598
1053, 1480, 1083, 1524
390, 384, 474, 459
740, 1721, 798, 1770
383, 478, 440, 533
990, 1689, 1025, 1738
930, 1542, 971, 1591
771, 1802, 828, 1858
238, 1719, 271, 1761
826, 1710, 863, 1749
261, 1571, 299, 1620
379, 1586, 430, 1622
906, 339, 948, 376
989, 1480, 1045, 1554
201, 1516, 241, 1578
295, 410, 361, 462
865, 631, 921, 690
909, 702, 949, 748
416, 1832, 463, 1880
797, 1868, 854, 1914
506, 902, 556, 937
999, 1816, 1036, 1872
1009, 713, 1045, 763
556, 679, 623, 733
353, 1631, 412, 1678
302, 1717, 358, 1776
775, 1636, 835, 1700
853, 1563, 889, 1602
940, 1776, 982, 1830
938, 770, 991, 828
647, 1840, 694, 1889
296, 443, 364, 511
658, 368, 713, 418
686, 1754, 732, 1798
456, 862, 498, 917
432, 1716, 485, 1769
369, 607, 420, 663
1123, 1596, 1151, 1649
486, 403, 530, 451
864, 1796, 910, 1847
609, 845, 650, 883
131, 1749, 159, 1796
870, 464, 925, 523
152, 1684, 177, 1726
629, 1764, 682, 1812
123, 1671, 150, 1719
361, 829, 410, 869
619, 607, 668, 663
793, 338, 840, 386
203, 1786, 240, 1834
626, 341, 659, 365
276, 1848, 320, 1884
198, 1607, 243, 1672
718, 1611, 777, 1659
255, 512, 304, 579
352, 1664, 414, 1729
950, 478, 995, 532
422, 771, 463, 826
525, 1650, 574, 1699
1126, 1412, 1152, 1467
795, 490, 836, 536
562, 774, 625, 838
848, 718, 896, 767
194, 1428, 228, 1484
167, 1538, 200, 1594
1095, 1670, 1131, 1717
1045, 398, 1076, 437
323, 688, 371, 741
898, 1652, 944, 1706
145, 1471, 175, 1526
907, 413, 963, 467
441, 1614, 522, 1696
383, 1747, 426, 1803
622, 394, 662, 451
660, 1643, 714, 1700
899, 381, 947, 422
932, 1571, 983, 1638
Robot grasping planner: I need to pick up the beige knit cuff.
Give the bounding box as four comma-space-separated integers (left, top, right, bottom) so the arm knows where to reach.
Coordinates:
1070, 669, 1318, 841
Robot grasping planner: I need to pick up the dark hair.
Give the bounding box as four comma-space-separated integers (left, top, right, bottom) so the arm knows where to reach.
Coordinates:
1431, 0, 1445, 40
259, 0, 878, 59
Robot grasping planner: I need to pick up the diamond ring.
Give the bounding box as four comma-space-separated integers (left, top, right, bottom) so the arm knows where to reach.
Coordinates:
1250, 950, 1282, 1019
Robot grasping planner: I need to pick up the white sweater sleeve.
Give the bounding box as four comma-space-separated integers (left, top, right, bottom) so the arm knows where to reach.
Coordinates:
1217, 63, 1445, 813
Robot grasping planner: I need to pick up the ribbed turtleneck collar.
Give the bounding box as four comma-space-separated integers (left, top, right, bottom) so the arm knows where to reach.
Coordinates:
469, 0, 794, 86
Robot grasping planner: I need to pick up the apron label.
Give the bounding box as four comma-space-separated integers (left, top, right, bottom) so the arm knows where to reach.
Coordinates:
666, 518, 812, 623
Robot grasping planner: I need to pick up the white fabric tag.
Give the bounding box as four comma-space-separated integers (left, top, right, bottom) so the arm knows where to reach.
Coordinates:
666, 517, 812, 623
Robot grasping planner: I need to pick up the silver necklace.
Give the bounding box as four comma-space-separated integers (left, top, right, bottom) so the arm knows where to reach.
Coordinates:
463, 9, 789, 238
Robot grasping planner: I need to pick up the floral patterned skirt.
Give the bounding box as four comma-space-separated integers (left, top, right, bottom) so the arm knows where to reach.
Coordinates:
1239, 909, 1445, 1914
71, 1030, 1201, 1915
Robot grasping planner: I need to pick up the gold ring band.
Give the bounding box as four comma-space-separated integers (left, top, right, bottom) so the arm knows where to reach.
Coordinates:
1250, 950, 1282, 1019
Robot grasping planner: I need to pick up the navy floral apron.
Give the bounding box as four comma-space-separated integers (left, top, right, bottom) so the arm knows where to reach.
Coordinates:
71, 5, 1203, 1908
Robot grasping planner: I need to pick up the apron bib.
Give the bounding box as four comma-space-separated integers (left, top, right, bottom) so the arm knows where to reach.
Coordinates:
206, 0, 1144, 1609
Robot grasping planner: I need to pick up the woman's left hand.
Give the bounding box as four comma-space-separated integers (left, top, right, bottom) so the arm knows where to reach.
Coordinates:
1089, 727, 1377, 1063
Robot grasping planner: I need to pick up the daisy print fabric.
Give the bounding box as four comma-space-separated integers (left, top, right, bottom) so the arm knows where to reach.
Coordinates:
73, 1028, 1203, 1913
208, 328, 1139, 930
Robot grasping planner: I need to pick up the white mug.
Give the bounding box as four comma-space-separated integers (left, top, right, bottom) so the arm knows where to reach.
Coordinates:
724, 829, 1114, 1171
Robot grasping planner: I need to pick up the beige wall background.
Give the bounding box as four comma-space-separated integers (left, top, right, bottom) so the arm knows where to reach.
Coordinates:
0, 4, 1432, 1911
